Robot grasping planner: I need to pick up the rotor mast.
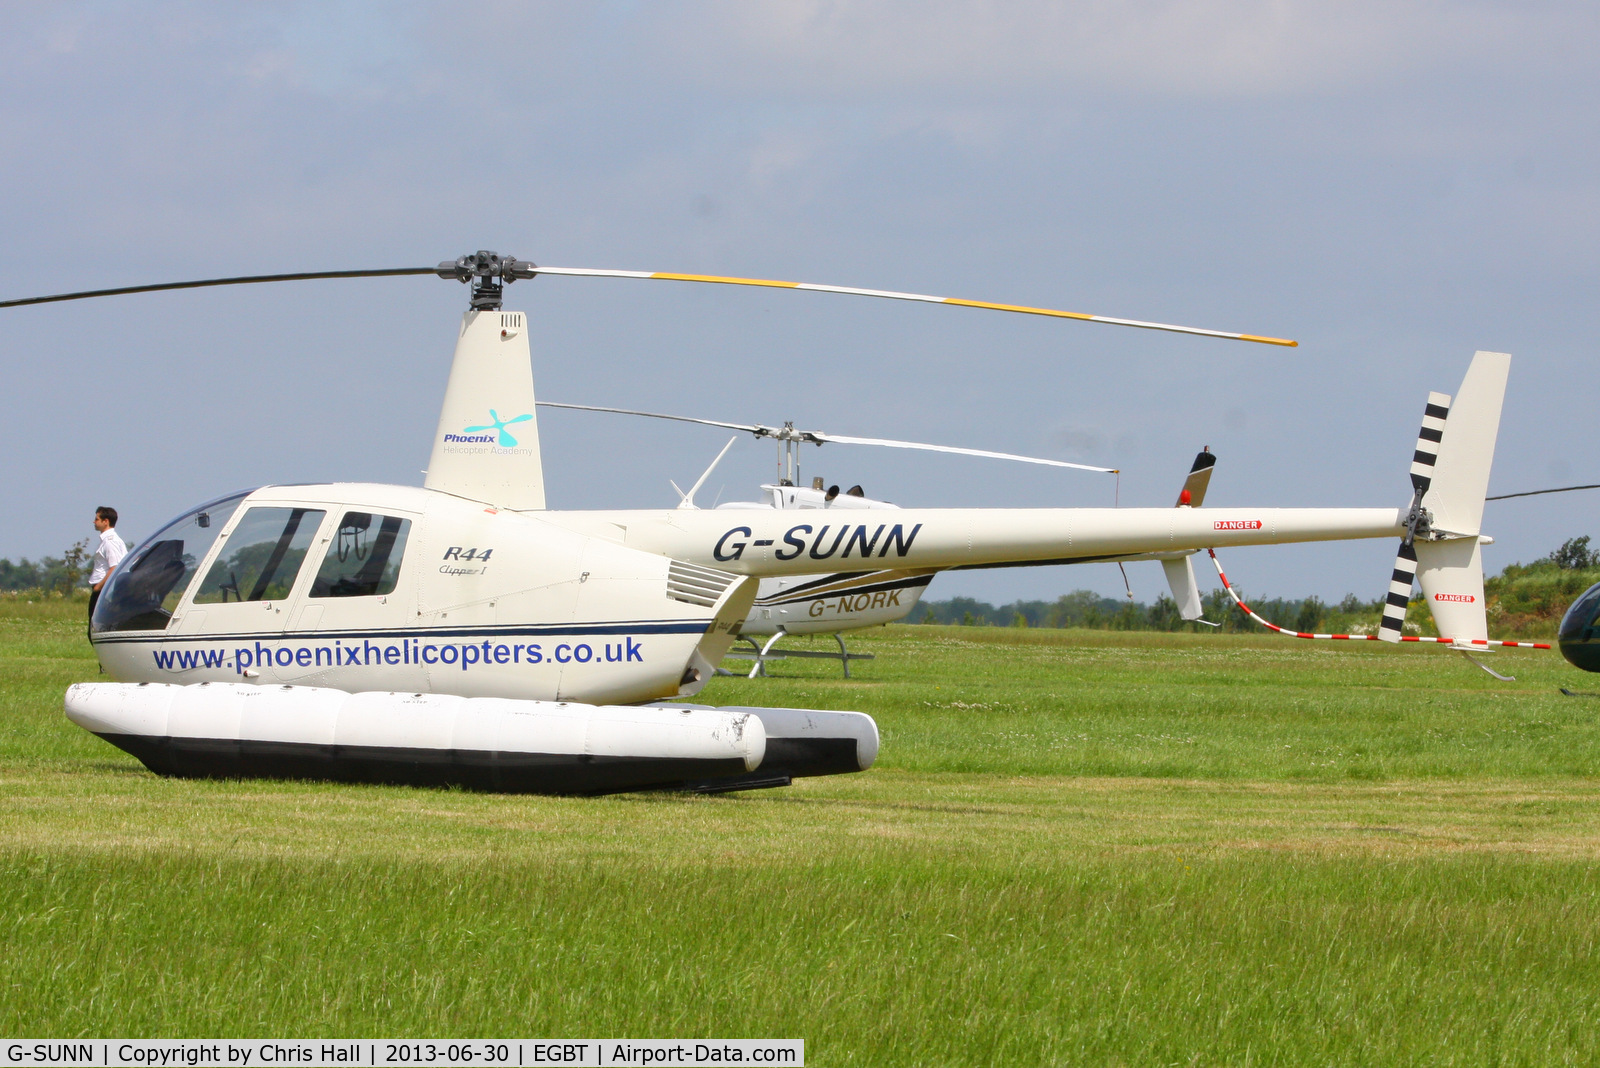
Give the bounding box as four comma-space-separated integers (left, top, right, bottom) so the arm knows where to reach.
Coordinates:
775, 423, 810, 487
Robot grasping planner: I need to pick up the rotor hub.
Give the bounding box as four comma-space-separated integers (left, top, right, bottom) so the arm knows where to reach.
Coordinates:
1403, 499, 1435, 544
435, 250, 537, 311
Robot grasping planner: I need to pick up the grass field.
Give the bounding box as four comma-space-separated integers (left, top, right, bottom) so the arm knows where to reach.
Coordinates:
4, 596, 1600, 1064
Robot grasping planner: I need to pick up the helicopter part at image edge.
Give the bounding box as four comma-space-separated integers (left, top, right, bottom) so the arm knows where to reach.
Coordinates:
64, 683, 878, 795
1558, 582, 1600, 672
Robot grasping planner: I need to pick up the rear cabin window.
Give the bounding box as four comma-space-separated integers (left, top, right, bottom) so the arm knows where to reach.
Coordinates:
310, 512, 412, 598
192, 507, 327, 604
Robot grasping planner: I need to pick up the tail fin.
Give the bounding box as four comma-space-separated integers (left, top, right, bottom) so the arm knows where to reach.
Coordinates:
424, 309, 546, 509
1176, 447, 1215, 507
1424, 350, 1510, 540
1164, 448, 1216, 621
1377, 352, 1511, 645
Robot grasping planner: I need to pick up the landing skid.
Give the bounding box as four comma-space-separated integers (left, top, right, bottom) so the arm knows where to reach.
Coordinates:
720, 632, 875, 679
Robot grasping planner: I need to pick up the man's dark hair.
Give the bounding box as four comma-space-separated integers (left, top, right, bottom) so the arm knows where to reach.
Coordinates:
96, 506, 118, 527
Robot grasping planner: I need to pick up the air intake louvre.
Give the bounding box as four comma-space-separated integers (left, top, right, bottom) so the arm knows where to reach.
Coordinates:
667, 560, 740, 608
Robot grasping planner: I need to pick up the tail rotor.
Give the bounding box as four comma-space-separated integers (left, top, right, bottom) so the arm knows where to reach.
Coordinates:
1378, 352, 1513, 665
1377, 392, 1451, 642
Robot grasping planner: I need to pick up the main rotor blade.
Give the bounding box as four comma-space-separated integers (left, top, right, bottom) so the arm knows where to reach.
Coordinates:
537, 402, 767, 436
813, 432, 1117, 474
530, 266, 1297, 346
538, 401, 1116, 474
3, 257, 1298, 347
1487, 483, 1600, 501
0, 267, 437, 309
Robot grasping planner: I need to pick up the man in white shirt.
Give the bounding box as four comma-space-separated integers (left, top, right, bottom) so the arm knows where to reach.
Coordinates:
89, 505, 128, 632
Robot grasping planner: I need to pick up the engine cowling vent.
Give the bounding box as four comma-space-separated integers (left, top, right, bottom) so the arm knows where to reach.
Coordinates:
667, 560, 740, 608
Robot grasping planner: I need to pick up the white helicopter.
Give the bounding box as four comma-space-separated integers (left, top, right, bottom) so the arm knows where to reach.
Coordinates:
535, 400, 1126, 677
2, 250, 1513, 795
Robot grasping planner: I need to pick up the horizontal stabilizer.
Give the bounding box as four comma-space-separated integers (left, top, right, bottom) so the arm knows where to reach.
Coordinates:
1161, 557, 1204, 620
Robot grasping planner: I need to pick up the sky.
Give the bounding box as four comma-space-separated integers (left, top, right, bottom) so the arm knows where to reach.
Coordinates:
3, 1, 1598, 608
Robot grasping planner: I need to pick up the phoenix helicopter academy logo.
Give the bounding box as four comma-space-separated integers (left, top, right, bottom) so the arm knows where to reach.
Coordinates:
1214, 519, 1264, 530
443, 409, 533, 447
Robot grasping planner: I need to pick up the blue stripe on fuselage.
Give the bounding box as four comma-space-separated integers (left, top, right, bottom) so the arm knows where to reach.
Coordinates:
92, 619, 709, 646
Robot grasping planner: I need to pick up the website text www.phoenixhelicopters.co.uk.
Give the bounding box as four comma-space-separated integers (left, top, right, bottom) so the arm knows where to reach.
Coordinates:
149, 637, 647, 674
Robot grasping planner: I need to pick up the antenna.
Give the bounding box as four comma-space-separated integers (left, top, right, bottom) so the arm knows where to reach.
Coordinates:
676, 437, 738, 509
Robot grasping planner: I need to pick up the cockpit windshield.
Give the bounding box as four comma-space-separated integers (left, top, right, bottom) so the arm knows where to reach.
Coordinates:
90, 491, 252, 633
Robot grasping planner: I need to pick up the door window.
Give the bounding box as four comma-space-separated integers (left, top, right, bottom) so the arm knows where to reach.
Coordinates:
310, 512, 412, 598
192, 507, 327, 604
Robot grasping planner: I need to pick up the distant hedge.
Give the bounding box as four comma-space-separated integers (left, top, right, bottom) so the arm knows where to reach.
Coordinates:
913, 536, 1600, 640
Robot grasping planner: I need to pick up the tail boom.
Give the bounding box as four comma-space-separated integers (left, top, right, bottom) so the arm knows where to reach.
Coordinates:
557, 506, 1408, 576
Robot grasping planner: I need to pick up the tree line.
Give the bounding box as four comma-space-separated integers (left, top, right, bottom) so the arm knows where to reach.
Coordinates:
913, 589, 1387, 634
0, 540, 94, 597
914, 536, 1600, 637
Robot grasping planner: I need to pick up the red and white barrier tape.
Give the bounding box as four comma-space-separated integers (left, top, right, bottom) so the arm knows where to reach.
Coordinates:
1205, 549, 1550, 649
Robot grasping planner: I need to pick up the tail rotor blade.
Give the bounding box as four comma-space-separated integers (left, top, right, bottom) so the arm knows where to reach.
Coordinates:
1377, 541, 1419, 642
1409, 392, 1452, 508
1380, 391, 1453, 643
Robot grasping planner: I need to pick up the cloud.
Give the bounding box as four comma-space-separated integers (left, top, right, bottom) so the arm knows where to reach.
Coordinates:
660, 1, 1556, 98
1049, 426, 1109, 457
